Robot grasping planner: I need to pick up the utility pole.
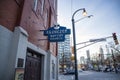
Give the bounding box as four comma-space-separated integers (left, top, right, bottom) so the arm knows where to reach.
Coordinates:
111, 49, 118, 74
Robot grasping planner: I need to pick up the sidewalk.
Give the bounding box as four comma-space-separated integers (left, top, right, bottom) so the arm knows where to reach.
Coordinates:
58, 74, 75, 80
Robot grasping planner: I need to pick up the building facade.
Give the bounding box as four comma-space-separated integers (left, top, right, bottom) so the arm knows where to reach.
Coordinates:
0, 0, 58, 80
99, 47, 104, 65
58, 35, 71, 71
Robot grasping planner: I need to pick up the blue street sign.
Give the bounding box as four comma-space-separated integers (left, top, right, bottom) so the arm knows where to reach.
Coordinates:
44, 26, 71, 42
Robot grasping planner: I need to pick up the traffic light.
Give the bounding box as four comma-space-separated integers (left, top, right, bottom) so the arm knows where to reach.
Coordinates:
71, 54, 74, 60
71, 46, 74, 54
71, 55, 74, 60
112, 33, 119, 45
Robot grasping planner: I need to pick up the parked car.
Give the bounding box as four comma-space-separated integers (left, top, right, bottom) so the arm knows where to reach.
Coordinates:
117, 68, 120, 72
102, 67, 113, 72
64, 69, 75, 75
78, 69, 83, 72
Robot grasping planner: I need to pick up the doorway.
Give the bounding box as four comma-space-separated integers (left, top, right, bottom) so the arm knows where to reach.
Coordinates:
24, 50, 42, 80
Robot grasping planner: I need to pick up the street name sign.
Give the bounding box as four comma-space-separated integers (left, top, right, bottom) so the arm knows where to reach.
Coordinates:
44, 26, 71, 42
89, 38, 106, 42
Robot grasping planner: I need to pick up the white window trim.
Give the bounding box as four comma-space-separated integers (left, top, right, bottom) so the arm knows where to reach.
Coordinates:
33, 0, 38, 11
41, 0, 45, 15
54, 0, 56, 9
44, 10, 48, 27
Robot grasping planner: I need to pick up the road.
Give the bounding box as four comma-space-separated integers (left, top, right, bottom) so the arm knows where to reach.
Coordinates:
58, 71, 120, 80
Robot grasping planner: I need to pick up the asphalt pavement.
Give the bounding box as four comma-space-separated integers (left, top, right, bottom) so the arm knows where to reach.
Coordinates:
58, 70, 120, 80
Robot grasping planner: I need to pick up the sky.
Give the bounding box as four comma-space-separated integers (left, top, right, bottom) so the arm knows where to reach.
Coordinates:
57, 0, 120, 60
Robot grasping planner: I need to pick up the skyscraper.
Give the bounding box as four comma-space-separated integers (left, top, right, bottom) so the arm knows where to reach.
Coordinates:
58, 35, 71, 69
99, 47, 104, 65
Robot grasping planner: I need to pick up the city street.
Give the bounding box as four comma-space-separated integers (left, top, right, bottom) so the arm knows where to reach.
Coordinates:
0, 0, 120, 80
58, 71, 120, 80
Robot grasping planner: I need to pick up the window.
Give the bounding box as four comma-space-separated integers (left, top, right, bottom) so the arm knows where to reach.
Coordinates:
41, 0, 45, 15
54, 0, 56, 9
44, 10, 48, 27
33, 0, 38, 11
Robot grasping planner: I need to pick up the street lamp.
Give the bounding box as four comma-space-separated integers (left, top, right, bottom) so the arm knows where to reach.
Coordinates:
75, 15, 93, 23
72, 8, 87, 80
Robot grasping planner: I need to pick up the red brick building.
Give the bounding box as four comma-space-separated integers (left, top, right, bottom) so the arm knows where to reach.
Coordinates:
0, 0, 58, 80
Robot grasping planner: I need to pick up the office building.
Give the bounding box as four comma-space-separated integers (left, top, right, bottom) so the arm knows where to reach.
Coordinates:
58, 35, 71, 70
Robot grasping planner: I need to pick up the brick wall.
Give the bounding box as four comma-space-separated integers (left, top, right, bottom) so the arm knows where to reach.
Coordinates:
0, 0, 58, 56
0, 0, 23, 31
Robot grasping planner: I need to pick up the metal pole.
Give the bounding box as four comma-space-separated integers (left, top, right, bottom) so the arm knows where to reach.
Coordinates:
72, 18, 78, 80
71, 8, 86, 80
74, 15, 93, 23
